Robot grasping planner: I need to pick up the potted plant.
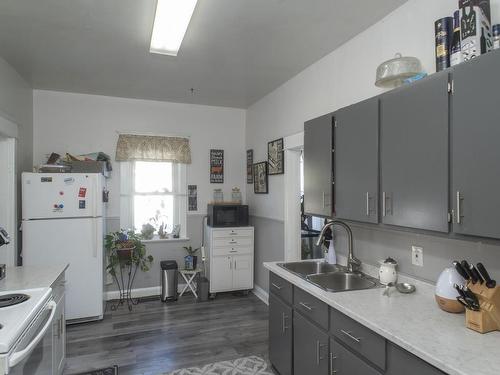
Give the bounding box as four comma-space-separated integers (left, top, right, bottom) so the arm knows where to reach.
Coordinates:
140, 223, 155, 240
183, 246, 200, 270
151, 210, 169, 239
105, 229, 154, 277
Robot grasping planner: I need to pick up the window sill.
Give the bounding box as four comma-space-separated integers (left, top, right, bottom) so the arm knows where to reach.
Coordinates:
142, 237, 190, 244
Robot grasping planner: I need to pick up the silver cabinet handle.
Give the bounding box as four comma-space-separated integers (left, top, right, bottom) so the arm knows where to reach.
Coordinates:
366, 192, 370, 216
299, 302, 313, 311
271, 283, 282, 290
316, 341, 327, 364
234, 259, 237, 269
456, 191, 463, 224
281, 313, 289, 333
340, 329, 361, 343
229, 257, 232, 270
382, 192, 387, 217
330, 352, 337, 375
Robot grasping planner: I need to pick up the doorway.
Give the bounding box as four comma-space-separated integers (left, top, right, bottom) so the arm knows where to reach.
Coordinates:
283, 132, 327, 262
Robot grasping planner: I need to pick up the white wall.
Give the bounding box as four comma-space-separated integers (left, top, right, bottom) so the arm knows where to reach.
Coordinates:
33, 90, 247, 220
246, 0, 500, 220
0, 56, 33, 266
246, 0, 500, 287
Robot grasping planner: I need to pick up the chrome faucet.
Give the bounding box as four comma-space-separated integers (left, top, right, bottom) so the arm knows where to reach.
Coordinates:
316, 220, 361, 273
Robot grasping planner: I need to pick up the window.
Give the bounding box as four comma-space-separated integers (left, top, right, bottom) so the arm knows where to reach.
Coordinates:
120, 161, 187, 239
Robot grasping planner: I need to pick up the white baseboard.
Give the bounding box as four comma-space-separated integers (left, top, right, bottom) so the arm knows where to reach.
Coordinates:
104, 284, 188, 301
252, 284, 269, 305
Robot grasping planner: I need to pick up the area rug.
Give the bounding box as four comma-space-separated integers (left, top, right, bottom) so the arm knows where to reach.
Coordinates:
164, 356, 274, 375
76, 365, 118, 375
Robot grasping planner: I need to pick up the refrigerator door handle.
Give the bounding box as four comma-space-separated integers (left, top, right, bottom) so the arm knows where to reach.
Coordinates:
92, 175, 99, 217
92, 219, 98, 258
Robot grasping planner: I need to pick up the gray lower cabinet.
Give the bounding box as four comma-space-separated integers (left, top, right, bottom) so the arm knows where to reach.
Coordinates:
451, 50, 500, 239
331, 339, 381, 375
386, 343, 445, 375
335, 97, 379, 223
269, 293, 293, 375
269, 272, 448, 375
304, 112, 334, 218
380, 72, 450, 232
293, 312, 329, 375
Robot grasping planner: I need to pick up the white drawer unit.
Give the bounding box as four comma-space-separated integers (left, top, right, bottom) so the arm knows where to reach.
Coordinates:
205, 226, 255, 295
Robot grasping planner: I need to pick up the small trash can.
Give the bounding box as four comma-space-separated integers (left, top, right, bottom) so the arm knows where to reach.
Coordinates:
161, 260, 178, 302
197, 277, 210, 302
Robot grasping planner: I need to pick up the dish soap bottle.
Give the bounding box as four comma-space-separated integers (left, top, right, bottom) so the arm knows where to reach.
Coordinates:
325, 239, 337, 265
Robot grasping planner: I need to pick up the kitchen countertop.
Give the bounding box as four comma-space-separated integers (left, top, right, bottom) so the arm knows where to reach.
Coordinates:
0, 264, 68, 292
264, 261, 500, 375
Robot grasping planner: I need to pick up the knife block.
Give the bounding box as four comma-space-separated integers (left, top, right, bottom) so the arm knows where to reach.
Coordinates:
465, 282, 500, 334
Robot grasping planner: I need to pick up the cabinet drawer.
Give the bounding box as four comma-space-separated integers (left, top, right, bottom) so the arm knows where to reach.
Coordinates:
212, 246, 253, 256
330, 309, 386, 370
386, 343, 445, 375
294, 287, 329, 330
332, 339, 382, 375
270, 273, 293, 305
212, 228, 253, 238
213, 237, 253, 248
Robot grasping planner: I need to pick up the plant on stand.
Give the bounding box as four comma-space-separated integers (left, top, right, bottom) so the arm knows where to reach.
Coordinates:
105, 229, 154, 310
183, 246, 200, 270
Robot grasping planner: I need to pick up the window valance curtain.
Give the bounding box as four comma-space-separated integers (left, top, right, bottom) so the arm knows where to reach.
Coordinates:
115, 134, 191, 164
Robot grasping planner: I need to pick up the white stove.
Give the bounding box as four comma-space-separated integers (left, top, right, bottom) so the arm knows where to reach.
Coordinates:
0, 287, 54, 375
0, 288, 52, 354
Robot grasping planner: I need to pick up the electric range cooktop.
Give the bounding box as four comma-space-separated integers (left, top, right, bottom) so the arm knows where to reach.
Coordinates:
0, 293, 30, 308
0, 288, 52, 353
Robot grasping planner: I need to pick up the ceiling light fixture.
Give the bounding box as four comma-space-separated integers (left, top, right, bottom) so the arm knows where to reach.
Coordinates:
150, 0, 198, 56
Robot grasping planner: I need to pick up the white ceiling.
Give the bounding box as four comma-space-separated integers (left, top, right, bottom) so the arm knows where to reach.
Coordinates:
0, 0, 407, 108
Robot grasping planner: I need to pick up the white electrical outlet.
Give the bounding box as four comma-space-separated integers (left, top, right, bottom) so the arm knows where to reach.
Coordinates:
412, 246, 424, 267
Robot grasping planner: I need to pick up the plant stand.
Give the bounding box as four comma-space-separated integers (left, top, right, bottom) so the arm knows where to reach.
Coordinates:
110, 249, 140, 312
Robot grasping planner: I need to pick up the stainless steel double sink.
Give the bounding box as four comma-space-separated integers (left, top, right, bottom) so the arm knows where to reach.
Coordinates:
277, 261, 382, 293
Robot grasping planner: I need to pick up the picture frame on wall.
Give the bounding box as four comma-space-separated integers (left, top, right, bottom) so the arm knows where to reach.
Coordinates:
253, 161, 269, 194
246, 149, 253, 184
268, 138, 284, 175
210, 149, 224, 183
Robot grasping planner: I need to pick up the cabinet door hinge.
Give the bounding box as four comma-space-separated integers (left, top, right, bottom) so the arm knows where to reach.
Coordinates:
448, 80, 454, 94
334, 119, 338, 128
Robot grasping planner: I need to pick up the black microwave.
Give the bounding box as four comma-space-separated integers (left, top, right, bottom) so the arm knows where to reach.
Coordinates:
207, 204, 249, 227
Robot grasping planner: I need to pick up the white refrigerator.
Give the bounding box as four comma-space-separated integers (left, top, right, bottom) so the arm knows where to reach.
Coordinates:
22, 172, 106, 322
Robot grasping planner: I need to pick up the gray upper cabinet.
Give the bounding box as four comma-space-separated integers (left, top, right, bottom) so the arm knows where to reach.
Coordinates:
269, 293, 293, 375
451, 50, 500, 239
304, 113, 334, 218
380, 72, 450, 232
335, 97, 379, 223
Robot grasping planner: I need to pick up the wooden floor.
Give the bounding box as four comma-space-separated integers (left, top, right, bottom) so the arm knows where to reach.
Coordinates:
65, 293, 269, 375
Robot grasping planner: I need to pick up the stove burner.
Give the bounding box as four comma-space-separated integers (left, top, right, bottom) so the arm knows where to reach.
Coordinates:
0, 293, 30, 308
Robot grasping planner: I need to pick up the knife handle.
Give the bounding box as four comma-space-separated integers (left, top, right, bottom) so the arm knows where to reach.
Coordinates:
461, 261, 476, 283
477, 263, 497, 289
453, 261, 469, 280
469, 264, 483, 285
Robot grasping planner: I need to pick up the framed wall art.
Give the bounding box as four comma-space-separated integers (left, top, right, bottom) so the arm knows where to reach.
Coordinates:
268, 138, 284, 175
188, 185, 198, 211
246, 149, 253, 184
253, 161, 269, 194
210, 149, 224, 183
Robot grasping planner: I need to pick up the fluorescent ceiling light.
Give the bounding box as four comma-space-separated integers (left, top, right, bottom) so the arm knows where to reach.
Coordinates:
150, 0, 198, 56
